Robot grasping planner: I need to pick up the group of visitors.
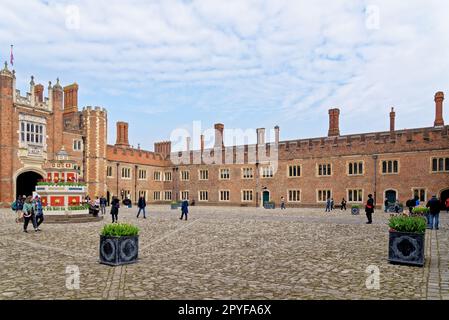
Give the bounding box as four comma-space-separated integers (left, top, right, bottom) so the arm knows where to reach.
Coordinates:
13, 195, 44, 233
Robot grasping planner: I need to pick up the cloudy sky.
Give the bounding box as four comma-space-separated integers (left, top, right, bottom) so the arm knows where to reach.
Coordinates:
1, 0, 448, 151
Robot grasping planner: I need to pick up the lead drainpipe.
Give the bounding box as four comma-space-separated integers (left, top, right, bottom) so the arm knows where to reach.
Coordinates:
373, 155, 378, 207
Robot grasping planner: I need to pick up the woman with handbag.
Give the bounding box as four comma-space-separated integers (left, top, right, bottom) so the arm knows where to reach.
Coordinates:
110, 196, 120, 223
23, 196, 38, 233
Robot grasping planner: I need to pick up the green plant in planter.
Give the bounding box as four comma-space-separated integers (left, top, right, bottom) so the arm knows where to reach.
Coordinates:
388, 215, 426, 234
351, 204, 361, 209
411, 207, 430, 216
101, 223, 139, 237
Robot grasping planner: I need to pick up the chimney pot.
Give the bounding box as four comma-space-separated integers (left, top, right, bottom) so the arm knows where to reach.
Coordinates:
328, 108, 340, 136
434, 91, 445, 127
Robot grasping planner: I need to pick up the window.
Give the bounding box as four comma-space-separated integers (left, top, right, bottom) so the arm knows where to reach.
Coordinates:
242, 190, 253, 202
153, 191, 161, 201
199, 169, 209, 180
219, 190, 230, 201
317, 189, 332, 202
431, 157, 449, 172
288, 165, 301, 177
348, 161, 364, 176
220, 168, 230, 180
347, 189, 363, 202
413, 188, 426, 202
242, 167, 253, 179
288, 190, 301, 202
317, 163, 332, 176
138, 169, 147, 180
121, 167, 131, 179
261, 166, 274, 178
73, 139, 83, 151
20, 121, 45, 146
164, 171, 172, 181
153, 171, 162, 181
382, 160, 399, 174
107, 166, 113, 177
163, 191, 172, 201
199, 190, 208, 201
180, 170, 190, 181
181, 191, 189, 200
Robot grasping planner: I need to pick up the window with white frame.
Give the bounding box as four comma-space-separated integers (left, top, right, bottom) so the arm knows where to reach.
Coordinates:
241, 190, 253, 202
317, 189, 332, 202
121, 167, 131, 179
219, 190, 230, 201
242, 167, 253, 179
288, 165, 301, 177
163, 191, 172, 201
20, 121, 45, 146
199, 190, 208, 201
288, 190, 301, 202
347, 189, 363, 202
220, 168, 230, 180
261, 166, 274, 178
199, 169, 209, 180
348, 161, 364, 176
164, 171, 172, 181
153, 191, 161, 201
382, 160, 399, 174
153, 171, 162, 181
431, 157, 449, 172
317, 163, 332, 176
180, 170, 190, 181
412, 188, 426, 202
181, 191, 189, 200
138, 169, 147, 180
73, 139, 83, 151
107, 166, 113, 177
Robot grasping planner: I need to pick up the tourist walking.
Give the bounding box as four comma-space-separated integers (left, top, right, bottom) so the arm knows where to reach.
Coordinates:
110, 196, 120, 223
280, 197, 286, 210
384, 198, 389, 212
136, 196, 147, 219
33, 196, 44, 231
394, 199, 400, 214
14, 195, 25, 223
99, 195, 107, 215
330, 198, 334, 210
426, 195, 440, 230
341, 198, 347, 210
22, 196, 37, 233
445, 197, 449, 213
365, 194, 374, 224
325, 198, 331, 212
180, 199, 189, 220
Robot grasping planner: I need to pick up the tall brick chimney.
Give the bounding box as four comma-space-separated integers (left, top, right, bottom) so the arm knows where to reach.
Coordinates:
186, 136, 191, 152
274, 125, 280, 144
63, 83, 78, 114
328, 108, 340, 137
256, 128, 265, 145
214, 123, 224, 148
434, 91, 444, 127
390, 107, 396, 132
115, 121, 130, 147
34, 84, 44, 103
200, 134, 204, 153
154, 141, 171, 155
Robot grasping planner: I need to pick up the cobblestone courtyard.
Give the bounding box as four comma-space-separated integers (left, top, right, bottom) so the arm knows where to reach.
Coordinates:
0, 206, 448, 300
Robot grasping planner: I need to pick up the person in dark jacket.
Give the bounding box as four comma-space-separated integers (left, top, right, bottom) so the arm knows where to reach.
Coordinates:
426, 195, 441, 230
136, 196, 147, 219
365, 194, 374, 224
180, 200, 189, 221
341, 198, 347, 211
384, 198, 389, 212
15, 196, 25, 223
99, 196, 107, 215
110, 196, 120, 223
33, 196, 44, 231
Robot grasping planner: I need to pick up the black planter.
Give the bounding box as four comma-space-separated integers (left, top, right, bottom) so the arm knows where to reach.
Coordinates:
388, 231, 425, 267
351, 207, 360, 215
264, 203, 275, 209
171, 203, 180, 209
99, 235, 139, 266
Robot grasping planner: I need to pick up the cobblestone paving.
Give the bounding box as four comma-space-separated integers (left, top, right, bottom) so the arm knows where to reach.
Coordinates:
0, 206, 447, 300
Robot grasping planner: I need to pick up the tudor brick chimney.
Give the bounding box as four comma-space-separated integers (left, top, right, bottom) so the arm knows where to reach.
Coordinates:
214, 123, 224, 148
434, 91, 444, 127
63, 83, 79, 114
390, 107, 396, 131
200, 134, 205, 153
328, 108, 340, 137
256, 128, 265, 145
34, 84, 44, 103
274, 125, 280, 144
115, 121, 130, 147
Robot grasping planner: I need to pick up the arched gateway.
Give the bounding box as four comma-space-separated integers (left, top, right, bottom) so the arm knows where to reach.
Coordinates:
15, 171, 43, 199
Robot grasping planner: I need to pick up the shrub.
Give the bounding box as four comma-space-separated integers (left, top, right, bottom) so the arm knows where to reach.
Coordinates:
351, 204, 361, 209
101, 223, 139, 237
388, 215, 427, 234
412, 207, 429, 215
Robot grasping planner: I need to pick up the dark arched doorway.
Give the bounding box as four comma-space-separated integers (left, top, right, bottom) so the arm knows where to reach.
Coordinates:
16, 171, 43, 199
440, 188, 449, 211
385, 189, 397, 205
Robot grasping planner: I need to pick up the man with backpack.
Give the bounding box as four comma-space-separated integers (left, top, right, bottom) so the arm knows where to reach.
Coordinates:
23, 196, 38, 233
136, 196, 147, 219
426, 195, 441, 230
33, 196, 44, 231
12, 195, 25, 223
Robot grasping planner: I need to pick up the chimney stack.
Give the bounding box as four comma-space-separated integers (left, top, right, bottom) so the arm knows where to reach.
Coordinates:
186, 136, 191, 152
274, 125, 280, 144
200, 134, 204, 153
154, 141, 171, 155
63, 83, 79, 114
434, 91, 444, 127
115, 121, 130, 147
328, 108, 340, 137
34, 84, 44, 103
256, 128, 265, 145
390, 107, 396, 131
214, 123, 224, 148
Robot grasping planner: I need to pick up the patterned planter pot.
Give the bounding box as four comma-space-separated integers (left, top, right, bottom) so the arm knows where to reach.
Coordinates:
99, 235, 139, 266
351, 207, 360, 215
171, 203, 181, 210
264, 203, 275, 209
388, 231, 425, 267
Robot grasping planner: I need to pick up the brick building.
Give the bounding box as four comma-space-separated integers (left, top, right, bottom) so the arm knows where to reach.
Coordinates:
1, 63, 449, 208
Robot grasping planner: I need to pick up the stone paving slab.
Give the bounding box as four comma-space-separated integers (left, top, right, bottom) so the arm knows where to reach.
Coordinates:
0, 206, 447, 300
